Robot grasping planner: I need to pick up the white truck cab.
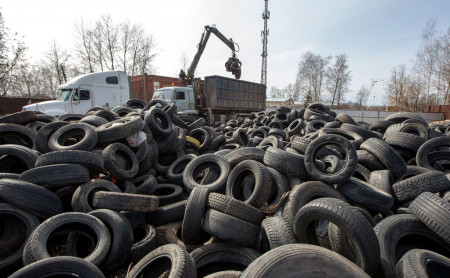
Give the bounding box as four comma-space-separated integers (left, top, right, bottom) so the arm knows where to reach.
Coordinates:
22, 71, 130, 116
152, 86, 197, 115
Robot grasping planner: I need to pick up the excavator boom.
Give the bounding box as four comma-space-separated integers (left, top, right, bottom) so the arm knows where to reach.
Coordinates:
179, 25, 242, 85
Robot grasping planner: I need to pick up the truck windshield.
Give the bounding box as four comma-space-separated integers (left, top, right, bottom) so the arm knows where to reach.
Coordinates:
56, 89, 72, 101
153, 90, 173, 100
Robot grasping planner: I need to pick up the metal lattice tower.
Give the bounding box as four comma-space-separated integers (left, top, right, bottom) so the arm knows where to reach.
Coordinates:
261, 0, 270, 85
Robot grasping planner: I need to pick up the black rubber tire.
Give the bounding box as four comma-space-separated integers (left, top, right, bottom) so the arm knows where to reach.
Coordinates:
340, 123, 380, 140
0, 144, 38, 174
263, 147, 310, 179
71, 179, 121, 213
416, 136, 450, 170
57, 113, 84, 122
395, 249, 450, 278
226, 160, 272, 208
48, 123, 98, 151
0, 123, 36, 149
369, 169, 393, 194
133, 174, 158, 195
287, 119, 305, 136
8, 256, 105, 278
305, 134, 357, 185
392, 171, 450, 204
240, 244, 370, 278
209, 134, 227, 151
92, 191, 159, 212
89, 110, 118, 122
144, 108, 174, 138
182, 187, 209, 244
202, 208, 260, 248
128, 223, 158, 264
127, 244, 197, 278
224, 147, 265, 167
88, 209, 133, 270
369, 120, 394, 133
356, 149, 385, 171
257, 216, 296, 253
102, 142, 139, 180
337, 177, 394, 213
232, 128, 249, 146
282, 181, 346, 225
206, 193, 265, 226
23, 212, 111, 267
0, 111, 37, 125
79, 115, 109, 127
35, 121, 69, 153
158, 125, 179, 154
171, 114, 189, 129
166, 154, 197, 186
409, 192, 450, 244
0, 203, 40, 272
183, 154, 230, 193
125, 98, 147, 109
35, 150, 104, 174
258, 135, 284, 149
335, 112, 357, 125
95, 115, 144, 143
318, 128, 364, 149
189, 128, 212, 153
262, 167, 290, 211
188, 117, 206, 131
360, 138, 407, 181
153, 183, 183, 206
293, 198, 380, 276
190, 242, 259, 277
19, 164, 90, 190
384, 131, 427, 152
145, 200, 187, 227
0, 178, 62, 219
374, 214, 450, 278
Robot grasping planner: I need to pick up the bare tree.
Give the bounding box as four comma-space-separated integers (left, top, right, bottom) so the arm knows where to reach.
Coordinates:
41, 40, 71, 96
355, 85, 370, 110
0, 12, 27, 96
415, 21, 437, 105
74, 17, 95, 73
326, 54, 351, 109
99, 14, 119, 70
295, 51, 330, 103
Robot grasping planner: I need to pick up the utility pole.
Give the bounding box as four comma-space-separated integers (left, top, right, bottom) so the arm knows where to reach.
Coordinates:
261, 0, 270, 86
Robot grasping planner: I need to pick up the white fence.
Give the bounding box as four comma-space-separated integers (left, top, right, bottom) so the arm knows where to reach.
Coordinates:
332, 110, 444, 124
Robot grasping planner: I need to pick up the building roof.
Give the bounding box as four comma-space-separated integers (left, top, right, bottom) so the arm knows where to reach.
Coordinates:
266, 97, 292, 102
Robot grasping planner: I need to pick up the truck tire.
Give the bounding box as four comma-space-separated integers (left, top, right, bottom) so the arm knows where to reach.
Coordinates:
263, 147, 309, 179
127, 244, 196, 278
36, 150, 104, 173
0, 111, 37, 125
48, 123, 98, 151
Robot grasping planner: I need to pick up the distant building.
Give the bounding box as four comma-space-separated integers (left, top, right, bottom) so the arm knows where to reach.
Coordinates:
266, 97, 294, 108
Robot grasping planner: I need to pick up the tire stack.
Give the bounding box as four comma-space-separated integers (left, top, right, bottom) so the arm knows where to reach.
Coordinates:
1, 102, 449, 278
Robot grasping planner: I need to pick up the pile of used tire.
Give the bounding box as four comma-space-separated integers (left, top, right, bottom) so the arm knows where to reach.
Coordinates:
1, 99, 449, 278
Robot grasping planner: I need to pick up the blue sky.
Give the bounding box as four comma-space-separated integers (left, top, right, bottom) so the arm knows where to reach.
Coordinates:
1, 0, 449, 105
